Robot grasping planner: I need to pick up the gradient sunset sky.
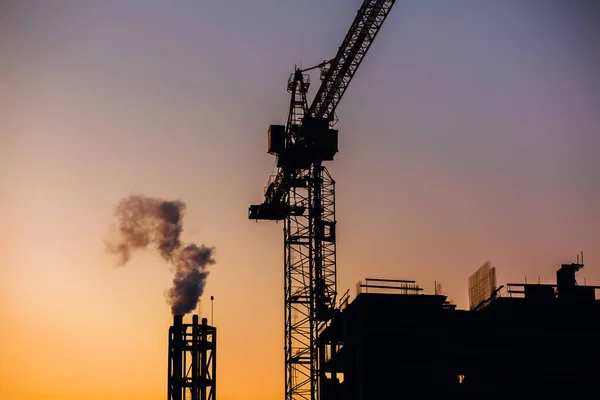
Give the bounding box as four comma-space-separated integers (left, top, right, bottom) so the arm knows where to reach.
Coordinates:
1, 1, 599, 399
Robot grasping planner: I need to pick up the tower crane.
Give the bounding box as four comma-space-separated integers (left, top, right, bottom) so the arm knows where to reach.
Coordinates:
249, 1, 396, 400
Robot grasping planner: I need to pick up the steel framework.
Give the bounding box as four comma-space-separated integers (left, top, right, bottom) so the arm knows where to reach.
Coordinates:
249, 2, 396, 400
283, 73, 338, 396
168, 315, 216, 400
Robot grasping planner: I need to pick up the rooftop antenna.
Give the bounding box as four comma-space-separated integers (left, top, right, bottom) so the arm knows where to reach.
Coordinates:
210, 295, 214, 326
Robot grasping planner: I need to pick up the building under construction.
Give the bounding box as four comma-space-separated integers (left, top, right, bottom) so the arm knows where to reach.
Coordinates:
318, 260, 600, 398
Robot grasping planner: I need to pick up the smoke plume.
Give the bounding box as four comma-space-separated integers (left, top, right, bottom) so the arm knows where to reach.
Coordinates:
105, 194, 215, 315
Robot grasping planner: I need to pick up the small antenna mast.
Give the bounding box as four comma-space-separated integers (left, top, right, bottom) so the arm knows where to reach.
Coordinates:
210, 295, 215, 326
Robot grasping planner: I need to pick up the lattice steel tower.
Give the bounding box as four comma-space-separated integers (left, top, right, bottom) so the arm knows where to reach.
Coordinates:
249, 2, 396, 400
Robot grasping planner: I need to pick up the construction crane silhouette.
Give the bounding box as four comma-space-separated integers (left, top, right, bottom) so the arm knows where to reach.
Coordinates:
249, 1, 396, 400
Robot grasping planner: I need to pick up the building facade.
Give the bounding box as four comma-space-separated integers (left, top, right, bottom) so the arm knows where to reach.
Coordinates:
319, 263, 600, 398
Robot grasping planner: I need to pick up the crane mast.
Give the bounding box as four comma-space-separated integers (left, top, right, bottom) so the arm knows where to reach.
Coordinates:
248, 2, 396, 400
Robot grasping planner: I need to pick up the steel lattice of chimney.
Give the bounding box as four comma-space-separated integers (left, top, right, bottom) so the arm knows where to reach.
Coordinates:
168, 314, 216, 400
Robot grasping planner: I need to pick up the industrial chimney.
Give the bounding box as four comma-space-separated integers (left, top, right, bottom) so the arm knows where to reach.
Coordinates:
168, 314, 216, 400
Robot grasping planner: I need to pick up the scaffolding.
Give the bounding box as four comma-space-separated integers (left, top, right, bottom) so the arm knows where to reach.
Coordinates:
357, 278, 423, 295
468, 261, 497, 310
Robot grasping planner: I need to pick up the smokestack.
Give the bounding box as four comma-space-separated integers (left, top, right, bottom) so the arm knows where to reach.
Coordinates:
201, 317, 208, 400
171, 314, 184, 400
174, 314, 183, 327
192, 314, 199, 400
105, 195, 216, 315
168, 313, 216, 400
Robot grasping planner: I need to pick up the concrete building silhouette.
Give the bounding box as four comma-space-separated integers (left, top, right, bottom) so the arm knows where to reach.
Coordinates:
319, 261, 600, 398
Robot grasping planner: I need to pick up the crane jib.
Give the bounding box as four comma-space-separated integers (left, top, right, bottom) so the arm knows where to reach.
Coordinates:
309, 0, 395, 120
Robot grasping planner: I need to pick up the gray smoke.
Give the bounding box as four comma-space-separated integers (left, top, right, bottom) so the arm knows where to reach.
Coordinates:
105, 194, 215, 315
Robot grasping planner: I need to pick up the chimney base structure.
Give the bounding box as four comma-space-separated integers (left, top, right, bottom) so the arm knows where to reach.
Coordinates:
168, 314, 216, 400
